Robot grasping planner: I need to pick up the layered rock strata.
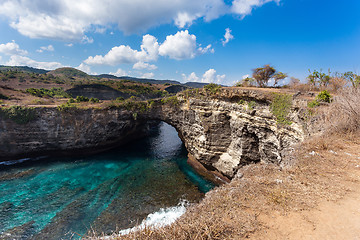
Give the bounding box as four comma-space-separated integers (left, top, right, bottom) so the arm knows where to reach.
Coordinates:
0, 88, 306, 182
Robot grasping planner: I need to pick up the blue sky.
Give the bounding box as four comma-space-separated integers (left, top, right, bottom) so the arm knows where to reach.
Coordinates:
0, 0, 359, 85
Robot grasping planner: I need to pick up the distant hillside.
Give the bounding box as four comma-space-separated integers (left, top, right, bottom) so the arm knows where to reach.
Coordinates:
0, 65, 212, 88
48, 67, 89, 78
93, 74, 181, 85
184, 82, 208, 88
0, 65, 49, 74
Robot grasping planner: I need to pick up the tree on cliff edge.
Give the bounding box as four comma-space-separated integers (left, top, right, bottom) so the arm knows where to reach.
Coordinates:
252, 65, 287, 87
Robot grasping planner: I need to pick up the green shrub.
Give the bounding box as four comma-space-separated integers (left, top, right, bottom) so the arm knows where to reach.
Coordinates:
26, 87, 70, 98
116, 97, 125, 102
161, 96, 179, 106
308, 90, 332, 108
307, 100, 320, 108
247, 101, 257, 110
75, 95, 89, 102
89, 97, 100, 103
204, 83, 221, 94
238, 99, 246, 105
57, 103, 78, 112
0, 106, 36, 124
270, 94, 292, 125
316, 90, 332, 103
68, 98, 75, 103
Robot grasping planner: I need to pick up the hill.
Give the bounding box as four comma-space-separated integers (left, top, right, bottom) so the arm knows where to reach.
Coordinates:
0, 65, 49, 74
48, 67, 89, 78
93, 74, 181, 85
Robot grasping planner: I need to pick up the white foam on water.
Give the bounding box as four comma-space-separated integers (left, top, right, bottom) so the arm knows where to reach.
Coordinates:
118, 200, 188, 236
0, 156, 47, 166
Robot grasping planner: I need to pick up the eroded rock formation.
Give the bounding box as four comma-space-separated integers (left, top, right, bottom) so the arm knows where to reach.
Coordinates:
0, 88, 306, 182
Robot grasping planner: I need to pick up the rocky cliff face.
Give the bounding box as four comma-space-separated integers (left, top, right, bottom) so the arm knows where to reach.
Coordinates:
148, 88, 306, 180
0, 108, 147, 159
0, 88, 306, 182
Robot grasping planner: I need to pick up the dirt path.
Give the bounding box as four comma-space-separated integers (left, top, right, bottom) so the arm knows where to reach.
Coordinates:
249, 140, 360, 240
250, 190, 360, 240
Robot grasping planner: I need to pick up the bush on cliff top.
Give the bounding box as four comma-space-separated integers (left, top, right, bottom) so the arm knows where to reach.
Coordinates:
270, 93, 292, 125
0, 105, 36, 124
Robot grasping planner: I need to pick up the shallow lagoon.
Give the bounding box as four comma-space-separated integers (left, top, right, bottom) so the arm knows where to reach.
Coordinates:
0, 122, 213, 239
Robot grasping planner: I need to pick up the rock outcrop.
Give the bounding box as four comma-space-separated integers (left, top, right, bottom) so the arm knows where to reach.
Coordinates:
0, 88, 306, 182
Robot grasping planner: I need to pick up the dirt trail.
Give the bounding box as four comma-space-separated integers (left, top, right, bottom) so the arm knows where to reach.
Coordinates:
249, 141, 360, 240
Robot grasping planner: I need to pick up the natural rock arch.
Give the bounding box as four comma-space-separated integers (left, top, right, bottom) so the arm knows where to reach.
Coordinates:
0, 89, 305, 183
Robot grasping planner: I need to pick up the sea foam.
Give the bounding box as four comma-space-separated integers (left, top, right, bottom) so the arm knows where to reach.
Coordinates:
118, 200, 188, 236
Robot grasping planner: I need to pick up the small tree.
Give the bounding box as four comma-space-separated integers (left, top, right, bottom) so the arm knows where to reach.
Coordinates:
235, 77, 256, 87
252, 65, 287, 87
307, 69, 331, 88
342, 71, 360, 88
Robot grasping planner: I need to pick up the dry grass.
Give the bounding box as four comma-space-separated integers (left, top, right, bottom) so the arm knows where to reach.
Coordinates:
325, 87, 360, 134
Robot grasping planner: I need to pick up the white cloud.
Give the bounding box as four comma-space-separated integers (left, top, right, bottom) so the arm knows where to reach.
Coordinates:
198, 44, 215, 54
37, 45, 54, 53
182, 72, 199, 82
81, 35, 94, 44
231, 0, 279, 16
141, 72, 155, 79
159, 30, 197, 60
222, 28, 234, 46
0, 41, 28, 56
133, 62, 157, 70
182, 69, 226, 83
84, 30, 210, 66
84, 34, 159, 65
0, 0, 277, 41
65, 43, 73, 47
110, 68, 128, 77
174, 12, 198, 28
6, 55, 62, 70
202, 68, 226, 83
76, 63, 92, 74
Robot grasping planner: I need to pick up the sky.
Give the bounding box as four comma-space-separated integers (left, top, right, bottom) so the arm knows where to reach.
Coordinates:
0, 0, 359, 86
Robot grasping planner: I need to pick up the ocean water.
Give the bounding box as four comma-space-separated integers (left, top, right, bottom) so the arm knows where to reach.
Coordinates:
0, 122, 214, 239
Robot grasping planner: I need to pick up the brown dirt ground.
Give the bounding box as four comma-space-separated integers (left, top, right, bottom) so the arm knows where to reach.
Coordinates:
248, 137, 360, 240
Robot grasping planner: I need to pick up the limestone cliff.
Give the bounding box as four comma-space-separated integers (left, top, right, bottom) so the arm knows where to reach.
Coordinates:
0, 88, 307, 182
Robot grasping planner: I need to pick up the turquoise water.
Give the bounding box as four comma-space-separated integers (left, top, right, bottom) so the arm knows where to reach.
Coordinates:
0, 122, 214, 239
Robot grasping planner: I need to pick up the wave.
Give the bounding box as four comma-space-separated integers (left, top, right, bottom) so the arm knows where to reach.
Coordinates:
119, 200, 189, 235
0, 156, 47, 166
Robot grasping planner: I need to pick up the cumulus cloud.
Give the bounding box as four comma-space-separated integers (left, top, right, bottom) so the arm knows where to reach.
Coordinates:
182, 69, 226, 83
84, 30, 211, 68
84, 34, 159, 65
0, 0, 278, 41
202, 69, 226, 83
141, 72, 155, 79
0, 41, 28, 56
76, 63, 92, 74
231, 0, 279, 16
110, 68, 128, 77
222, 28, 234, 46
159, 30, 197, 60
6, 55, 62, 70
133, 62, 157, 70
182, 72, 199, 82
198, 44, 215, 54
37, 45, 54, 53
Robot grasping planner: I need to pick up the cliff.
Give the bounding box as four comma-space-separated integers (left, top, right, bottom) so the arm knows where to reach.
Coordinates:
0, 88, 307, 182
